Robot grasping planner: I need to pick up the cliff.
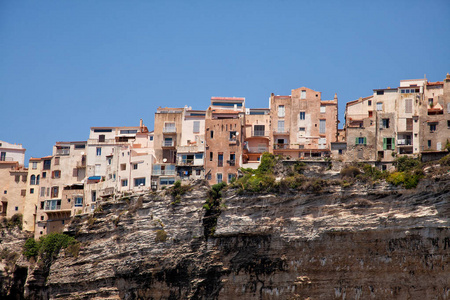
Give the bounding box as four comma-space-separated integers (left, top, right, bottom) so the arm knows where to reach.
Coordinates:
16, 171, 450, 300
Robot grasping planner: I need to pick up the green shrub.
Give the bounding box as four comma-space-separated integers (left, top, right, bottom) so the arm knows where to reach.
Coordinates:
387, 170, 422, 189
395, 156, 421, 172
155, 229, 167, 242
256, 153, 276, 175
3, 213, 23, 230
340, 166, 361, 178
23, 233, 79, 265
439, 153, 450, 166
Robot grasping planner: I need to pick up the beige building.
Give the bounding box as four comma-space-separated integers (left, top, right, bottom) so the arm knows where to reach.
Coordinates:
0, 141, 27, 219
243, 108, 271, 168
176, 109, 206, 183
205, 97, 245, 185
152, 108, 183, 189
22, 157, 43, 232
35, 142, 86, 238
270, 87, 338, 159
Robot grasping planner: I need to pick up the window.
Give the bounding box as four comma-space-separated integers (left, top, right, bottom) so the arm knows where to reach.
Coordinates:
44, 199, 61, 211
210, 152, 213, 161
32, 162, 37, 170
107, 158, 112, 165
210, 130, 214, 139
133, 164, 138, 170
52, 170, 61, 179
195, 153, 203, 159
120, 130, 137, 134
368, 111, 373, 118
36, 175, 40, 185
320, 106, 326, 113
229, 131, 237, 142
98, 135, 105, 142
30, 175, 36, 185
21, 189, 26, 196
196, 169, 201, 176
218, 154, 223, 167
164, 137, 173, 147
122, 179, 128, 187
447, 103, 450, 113
92, 191, 97, 202
428, 98, 434, 106
319, 120, 326, 134
383, 138, 395, 150
229, 153, 235, 166
381, 118, 390, 129
254, 125, 265, 136
40, 187, 45, 197
228, 173, 236, 183
193, 121, 200, 133
54, 157, 60, 165
355, 137, 367, 145
120, 164, 126, 171
447, 120, 450, 128
301, 90, 306, 99
94, 129, 112, 133
405, 99, 412, 113
15, 207, 18, 211
163, 122, 176, 133
299, 112, 305, 120
428, 140, 432, 148
134, 177, 146, 187
160, 178, 175, 185
217, 173, 223, 184
51, 186, 59, 198
406, 118, 413, 131
278, 105, 285, 117
43, 159, 51, 170
42, 172, 46, 178
30, 188, 34, 194
376, 102, 382, 111
96, 147, 101, 156
149, 136, 154, 141
299, 127, 305, 131
368, 100, 372, 105
277, 120, 285, 132
429, 124, 437, 132
0, 152, 5, 161
376, 90, 384, 95
74, 144, 85, 149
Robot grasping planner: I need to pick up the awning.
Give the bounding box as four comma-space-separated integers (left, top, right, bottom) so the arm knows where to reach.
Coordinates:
88, 176, 101, 180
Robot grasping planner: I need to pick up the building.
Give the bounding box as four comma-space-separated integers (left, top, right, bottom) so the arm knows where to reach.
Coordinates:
34, 142, 86, 238
243, 108, 271, 168
204, 97, 245, 184
270, 87, 338, 159
0, 141, 27, 219
23, 157, 43, 232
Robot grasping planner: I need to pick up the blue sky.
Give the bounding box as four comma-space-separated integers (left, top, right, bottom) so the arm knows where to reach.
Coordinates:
1, 0, 449, 162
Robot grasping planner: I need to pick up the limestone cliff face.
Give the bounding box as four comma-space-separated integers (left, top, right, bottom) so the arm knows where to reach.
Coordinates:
23, 175, 450, 299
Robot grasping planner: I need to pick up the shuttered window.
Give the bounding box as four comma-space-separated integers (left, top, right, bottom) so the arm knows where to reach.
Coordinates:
193, 121, 200, 133
319, 119, 326, 133
278, 105, 285, 117
405, 99, 412, 113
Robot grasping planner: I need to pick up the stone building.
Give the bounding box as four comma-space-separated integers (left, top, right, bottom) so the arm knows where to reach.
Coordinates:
269, 87, 338, 159
23, 157, 43, 232
243, 108, 271, 168
0, 141, 27, 219
34, 142, 86, 238
205, 97, 245, 185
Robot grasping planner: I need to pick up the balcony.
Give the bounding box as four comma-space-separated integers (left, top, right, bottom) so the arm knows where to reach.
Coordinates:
246, 146, 268, 153
273, 128, 289, 135
152, 169, 176, 176
162, 140, 176, 148
229, 137, 237, 144
251, 130, 270, 137
397, 139, 412, 146
227, 160, 235, 166
56, 149, 70, 156
163, 127, 177, 134
274, 143, 289, 150
178, 159, 194, 166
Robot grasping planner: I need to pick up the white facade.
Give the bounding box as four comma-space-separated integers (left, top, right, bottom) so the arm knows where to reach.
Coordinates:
0, 140, 26, 166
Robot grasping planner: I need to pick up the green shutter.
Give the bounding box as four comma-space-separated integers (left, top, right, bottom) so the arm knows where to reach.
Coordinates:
356, 137, 359, 145
363, 137, 367, 145
392, 138, 395, 150
383, 138, 387, 150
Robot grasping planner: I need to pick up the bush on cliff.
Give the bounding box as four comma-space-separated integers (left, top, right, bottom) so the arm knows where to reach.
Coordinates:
23, 233, 80, 265
0, 213, 23, 230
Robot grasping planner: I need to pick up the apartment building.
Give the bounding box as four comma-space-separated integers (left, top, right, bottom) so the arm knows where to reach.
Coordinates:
243, 108, 271, 167
34, 142, 87, 238
270, 87, 338, 159
176, 109, 206, 182
420, 74, 450, 153
0, 141, 27, 219
23, 157, 42, 232
205, 97, 245, 185
151, 108, 183, 189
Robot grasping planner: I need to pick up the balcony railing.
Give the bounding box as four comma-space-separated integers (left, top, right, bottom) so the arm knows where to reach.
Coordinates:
163, 127, 177, 133
152, 170, 176, 176
274, 143, 289, 150
162, 141, 175, 147
246, 147, 268, 153
252, 130, 270, 137
56, 149, 70, 156
397, 139, 412, 146
227, 160, 235, 166
218, 160, 223, 167
273, 128, 289, 134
